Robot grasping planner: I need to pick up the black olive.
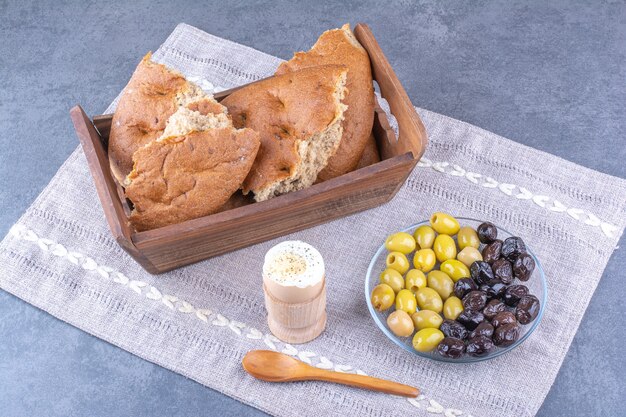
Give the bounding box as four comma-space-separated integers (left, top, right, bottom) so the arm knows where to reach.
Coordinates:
516, 294, 540, 324
480, 285, 497, 300
471, 261, 496, 285
493, 323, 520, 346
501, 236, 527, 262
462, 290, 488, 311
469, 321, 494, 339
454, 278, 478, 299
481, 282, 507, 301
483, 299, 507, 321
477, 222, 498, 243
456, 310, 485, 330
513, 253, 535, 282
440, 319, 469, 340
503, 284, 529, 307
491, 311, 517, 328
482, 240, 503, 264
466, 335, 495, 356
492, 258, 513, 284
437, 337, 466, 359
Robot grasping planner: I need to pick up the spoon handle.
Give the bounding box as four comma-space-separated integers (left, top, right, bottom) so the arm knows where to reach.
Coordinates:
307, 368, 419, 398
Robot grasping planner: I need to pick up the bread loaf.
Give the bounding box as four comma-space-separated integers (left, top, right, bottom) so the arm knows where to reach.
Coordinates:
276, 24, 375, 181
125, 127, 260, 231
221, 65, 348, 202
108, 53, 225, 184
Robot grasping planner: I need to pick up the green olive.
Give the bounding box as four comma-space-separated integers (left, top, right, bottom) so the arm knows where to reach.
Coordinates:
413, 225, 436, 250
427, 270, 454, 300
385, 232, 416, 254
405, 269, 427, 293
415, 287, 443, 313
457, 226, 480, 249
443, 296, 464, 320
395, 289, 417, 314
440, 259, 471, 282
412, 328, 445, 352
379, 268, 404, 293
386, 252, 410, 274
387, 310, 415, 337
430, 212, 460, 235
457, 246, 483, 267
413, 249, 436, 272
433, 234, 457, 263
411, 310, 443, 330
371, 284, 395, 311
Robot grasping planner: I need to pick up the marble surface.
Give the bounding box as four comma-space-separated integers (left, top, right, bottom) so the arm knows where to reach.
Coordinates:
0, 1, 624, 416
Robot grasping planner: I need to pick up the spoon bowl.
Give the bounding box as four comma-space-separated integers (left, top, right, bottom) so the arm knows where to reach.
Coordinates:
242, 350, 302, 382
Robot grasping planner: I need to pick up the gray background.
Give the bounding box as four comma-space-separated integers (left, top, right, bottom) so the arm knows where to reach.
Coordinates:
0, 1, 624, 416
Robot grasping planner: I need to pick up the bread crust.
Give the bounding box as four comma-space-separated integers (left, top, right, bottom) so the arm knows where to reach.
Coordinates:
108, 53, 224, 184
221, 65, 347, 200
276, 24, 375, 180
125, 128, 260, 231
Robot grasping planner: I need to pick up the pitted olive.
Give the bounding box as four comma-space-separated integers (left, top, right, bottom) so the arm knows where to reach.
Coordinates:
411, 310, 443, 330
413, 249, 436, 272
433, 234, 457, 263
395, 289, 417, 314
385, 232, 416, 254
457, 226, 480, 249
430, 212, 460, 235
413, 225, 436, 250
386, 310, 415, 337
386, 251, 410, 274
415, 287, 443, 313
379, 268, 404, 293
427, 270, 454, 300
412, 328, 445, 352
457, 246, 483, 268
440, 259, 471, 282
443, 296, 464, 320
371, 284, 395, 311
405, 269, 427, 293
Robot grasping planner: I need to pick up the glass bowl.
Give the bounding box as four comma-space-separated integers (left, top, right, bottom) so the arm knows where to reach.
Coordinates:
365, 218, 547, 363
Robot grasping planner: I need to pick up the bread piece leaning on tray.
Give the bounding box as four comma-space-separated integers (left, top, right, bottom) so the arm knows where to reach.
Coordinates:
107, 24, 376, 231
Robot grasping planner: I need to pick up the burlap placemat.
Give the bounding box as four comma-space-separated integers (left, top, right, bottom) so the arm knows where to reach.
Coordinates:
2, 23, 625, 417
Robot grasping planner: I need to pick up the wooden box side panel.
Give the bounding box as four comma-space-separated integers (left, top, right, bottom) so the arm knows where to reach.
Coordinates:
354, 24, 427, 161
134, 155, 416, 272
70, 105, 158, 273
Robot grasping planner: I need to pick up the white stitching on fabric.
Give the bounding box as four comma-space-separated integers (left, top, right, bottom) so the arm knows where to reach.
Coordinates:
415, 158, 620, 239
9, 224, 471, 416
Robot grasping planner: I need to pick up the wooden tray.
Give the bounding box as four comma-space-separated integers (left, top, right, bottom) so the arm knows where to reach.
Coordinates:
69, 23, 427, 274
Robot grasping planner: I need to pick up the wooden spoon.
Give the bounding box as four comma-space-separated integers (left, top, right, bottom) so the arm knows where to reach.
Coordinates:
242, 350, 419, 397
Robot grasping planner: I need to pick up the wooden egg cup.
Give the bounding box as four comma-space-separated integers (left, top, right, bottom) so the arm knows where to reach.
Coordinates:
263, 280, 327, 344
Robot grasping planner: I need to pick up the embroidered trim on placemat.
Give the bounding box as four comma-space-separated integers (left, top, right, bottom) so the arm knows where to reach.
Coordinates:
9, 223, 475, 417
412, 158, 620, 239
